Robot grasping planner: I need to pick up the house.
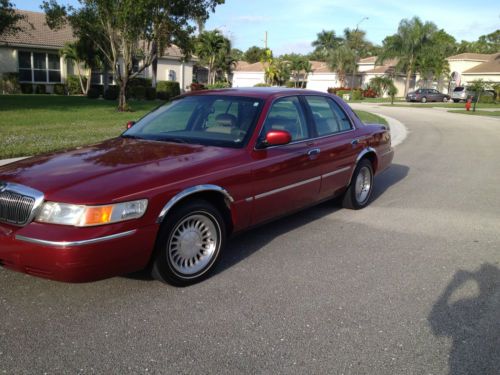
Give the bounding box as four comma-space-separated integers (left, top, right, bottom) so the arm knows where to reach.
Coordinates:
232, 61, 266, 87
0, 10, 196, 93
231, 57, 414, 96
447, 53, 500, 89
358, 57, 416, 97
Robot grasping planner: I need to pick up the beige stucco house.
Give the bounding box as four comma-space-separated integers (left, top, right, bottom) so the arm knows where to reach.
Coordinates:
231, 57, 413, 96
0, 10, 196, 93
447, 53, 500, 88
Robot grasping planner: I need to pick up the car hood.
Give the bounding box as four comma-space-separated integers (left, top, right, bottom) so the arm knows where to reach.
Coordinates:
0, 138, 243, 204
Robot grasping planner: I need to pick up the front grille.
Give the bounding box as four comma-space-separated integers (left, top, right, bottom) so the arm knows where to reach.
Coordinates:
0, 182, 44, 226
0, 191, 35, 225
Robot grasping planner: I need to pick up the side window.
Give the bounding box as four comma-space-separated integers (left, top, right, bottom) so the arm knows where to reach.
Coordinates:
262, 96, 309, 141
306, 96, 352, 136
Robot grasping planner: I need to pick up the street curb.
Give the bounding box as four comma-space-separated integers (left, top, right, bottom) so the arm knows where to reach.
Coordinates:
372, 113, 408, 147
0, 156, 29, 167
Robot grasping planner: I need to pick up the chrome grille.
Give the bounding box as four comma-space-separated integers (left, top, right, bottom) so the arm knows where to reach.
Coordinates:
0, 181, 44, 226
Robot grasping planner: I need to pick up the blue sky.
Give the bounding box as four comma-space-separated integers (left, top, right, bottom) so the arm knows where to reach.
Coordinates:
16, 0, 500, 55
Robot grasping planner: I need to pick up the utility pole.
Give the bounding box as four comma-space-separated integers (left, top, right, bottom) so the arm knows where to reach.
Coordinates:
350, 17, 368, 98
264, 31, 268, 50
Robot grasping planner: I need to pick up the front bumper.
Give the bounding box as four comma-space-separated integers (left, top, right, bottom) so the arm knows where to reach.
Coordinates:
0, 221, 159, 282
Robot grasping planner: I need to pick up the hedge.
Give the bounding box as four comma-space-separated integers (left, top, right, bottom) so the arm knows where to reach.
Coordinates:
0, 73, 21, 94
156, 81, 180, 101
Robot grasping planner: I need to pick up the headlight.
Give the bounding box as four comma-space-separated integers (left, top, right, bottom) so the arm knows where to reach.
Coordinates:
36, 199, 148, 227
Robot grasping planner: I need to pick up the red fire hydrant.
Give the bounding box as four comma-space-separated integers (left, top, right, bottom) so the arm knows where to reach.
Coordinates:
465, 98, 472, 111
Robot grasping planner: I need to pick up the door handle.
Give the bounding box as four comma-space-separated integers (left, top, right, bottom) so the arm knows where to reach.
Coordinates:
351, 139, 359, 145
307, 148, 321, 156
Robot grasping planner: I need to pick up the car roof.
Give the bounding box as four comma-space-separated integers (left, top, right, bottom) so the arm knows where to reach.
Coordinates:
183, 87, 330, 100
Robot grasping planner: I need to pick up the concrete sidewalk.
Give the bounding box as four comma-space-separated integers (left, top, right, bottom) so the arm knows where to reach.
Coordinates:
0, 156, 29, 167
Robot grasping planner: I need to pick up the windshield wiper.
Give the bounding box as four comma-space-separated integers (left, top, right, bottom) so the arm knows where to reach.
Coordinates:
158, 136, 188, 144
121, 134, 143, 140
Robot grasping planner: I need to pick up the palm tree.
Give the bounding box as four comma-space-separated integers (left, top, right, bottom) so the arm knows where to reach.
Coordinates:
59, 41, 92, 94
195, 30, 231, 85
311, 30, 342, 60
327, 45, 356, 87
343, 28, 371, 88
378, 17, 438, 96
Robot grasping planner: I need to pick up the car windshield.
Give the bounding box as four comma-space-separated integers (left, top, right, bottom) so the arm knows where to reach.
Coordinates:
453, 87, 464, 92
122, 95, 264, 148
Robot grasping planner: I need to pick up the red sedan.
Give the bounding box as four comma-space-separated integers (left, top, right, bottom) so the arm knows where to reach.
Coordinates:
0, 88, 393, 285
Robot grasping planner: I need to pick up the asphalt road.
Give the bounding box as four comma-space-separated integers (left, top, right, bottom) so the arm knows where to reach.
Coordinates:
1, 106, 499, 374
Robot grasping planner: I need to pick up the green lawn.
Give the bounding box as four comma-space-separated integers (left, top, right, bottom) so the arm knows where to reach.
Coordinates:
381, 102, 500, 109
0, 95, 159, 158
355, 110, 388, 126
448, 110, 500, 117
0, 95, 388, 159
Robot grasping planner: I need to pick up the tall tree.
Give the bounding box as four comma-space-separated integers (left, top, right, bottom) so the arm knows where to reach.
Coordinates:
195, 29, 231, 85
0, 0, 25, 35
343, 27, 371, 88
378, 17, 438, 96
43, 0, 223, 111
416, 29, 456, 86
243, 46, 268, 63
59, 36, 102, 94
327, 45, 356, 87
311, 30, 342, 61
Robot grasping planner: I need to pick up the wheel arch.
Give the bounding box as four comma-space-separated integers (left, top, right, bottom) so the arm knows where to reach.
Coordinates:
348, 147, 378, 186
157, 185, 234, 234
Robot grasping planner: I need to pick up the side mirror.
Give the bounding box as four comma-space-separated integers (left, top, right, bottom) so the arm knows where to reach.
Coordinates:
126, 121, 136, 129
260, 130, 292, 148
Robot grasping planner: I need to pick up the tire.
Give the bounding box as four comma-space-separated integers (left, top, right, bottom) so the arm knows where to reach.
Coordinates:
342, 159, 374, 210
421, 97, 427, 103
452, 99, 459, 103
151, 199, 226, 286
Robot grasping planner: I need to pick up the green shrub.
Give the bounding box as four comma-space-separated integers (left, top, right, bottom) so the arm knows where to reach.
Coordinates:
0, 73, 21, 94
254, 83, 271, 87
35, 84, 47, 94
53, 83, 66, 95
66, 75, 86, 95
479, 95, 494, 104
86, 87, 100, 99
156, 81, 180, 100
145, 87, 157, 100
206, 81, 231, 89
103, 85, 119, 100
351, 89, 362, 100
20, 83, 33, 94
128, 85, 146, 100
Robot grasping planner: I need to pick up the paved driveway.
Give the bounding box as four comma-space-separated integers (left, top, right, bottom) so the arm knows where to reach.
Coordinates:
1, 106, 499, 374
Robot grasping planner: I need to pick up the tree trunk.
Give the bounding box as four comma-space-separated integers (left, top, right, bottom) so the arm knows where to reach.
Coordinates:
118, 80, 128, 112
85, 67, 92, 95
473, 92, 480, 112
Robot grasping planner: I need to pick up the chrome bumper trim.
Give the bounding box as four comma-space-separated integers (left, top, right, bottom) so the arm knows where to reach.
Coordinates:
15, 229, 137, 248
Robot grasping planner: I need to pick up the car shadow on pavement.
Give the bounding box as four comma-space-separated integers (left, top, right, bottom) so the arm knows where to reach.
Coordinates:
370, 163, 409, 203
428, 264, 500, 375
125, 163, 409, 282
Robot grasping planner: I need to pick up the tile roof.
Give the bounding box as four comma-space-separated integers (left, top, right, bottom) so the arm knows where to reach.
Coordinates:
0, 10, 75, 49
462, 53, 500, 74
234, 61, 267, 72
447, 53, 495, 61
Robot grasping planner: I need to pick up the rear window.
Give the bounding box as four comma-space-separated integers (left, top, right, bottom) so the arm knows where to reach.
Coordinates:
453, 87, 464, 92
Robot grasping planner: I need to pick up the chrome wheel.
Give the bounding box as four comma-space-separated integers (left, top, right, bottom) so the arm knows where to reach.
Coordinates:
355, 166, 372, 204
168, 213, 219, 276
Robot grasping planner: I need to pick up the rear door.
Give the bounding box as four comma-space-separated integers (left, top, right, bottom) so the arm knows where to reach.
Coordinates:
303, 95, 362, 200
250, 96, 322, 224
